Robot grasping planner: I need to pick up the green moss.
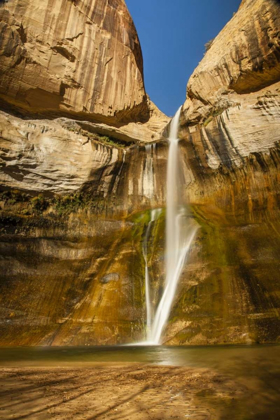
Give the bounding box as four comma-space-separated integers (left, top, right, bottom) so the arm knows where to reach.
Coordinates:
203, 107, 228, 127
0, 188, 114, 219
0, 189, 30, 205
83, 131, 129, 148
54, 193, 85, 215
31, 194, 49, 212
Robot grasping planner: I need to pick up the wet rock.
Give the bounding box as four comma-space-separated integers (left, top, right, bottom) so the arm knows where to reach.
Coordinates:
100, 273, 120, 284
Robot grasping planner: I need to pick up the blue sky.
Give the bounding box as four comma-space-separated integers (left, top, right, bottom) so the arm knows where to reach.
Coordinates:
125, 0, 241, 116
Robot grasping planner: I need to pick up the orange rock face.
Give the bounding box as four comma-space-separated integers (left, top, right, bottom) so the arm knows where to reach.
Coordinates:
184, 0, 280, 122
180, 0, 280, 211
164, 0, 280, 346
0, 0, 148, 124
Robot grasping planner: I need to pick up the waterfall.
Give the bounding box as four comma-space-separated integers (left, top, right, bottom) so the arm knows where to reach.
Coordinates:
143, 107, 198, 345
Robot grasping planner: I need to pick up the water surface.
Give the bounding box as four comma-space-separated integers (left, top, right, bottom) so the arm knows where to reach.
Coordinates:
0, 344, 279, 372
0, 345, 279, 419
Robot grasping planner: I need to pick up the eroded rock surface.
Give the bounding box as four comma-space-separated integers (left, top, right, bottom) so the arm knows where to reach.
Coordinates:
0, 0, 169, 345
163, 0, 280, 345
0, 0, 145, 122
183, 0, 280, 124
0, 0, 169, 140
1, 0, 280, 346
0, 110, 168, 203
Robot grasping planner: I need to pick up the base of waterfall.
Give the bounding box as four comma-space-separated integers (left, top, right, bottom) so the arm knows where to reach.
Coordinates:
126, 341, 159, 346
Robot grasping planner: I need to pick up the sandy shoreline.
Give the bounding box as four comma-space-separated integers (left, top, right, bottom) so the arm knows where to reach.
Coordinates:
0, 363, 253, 420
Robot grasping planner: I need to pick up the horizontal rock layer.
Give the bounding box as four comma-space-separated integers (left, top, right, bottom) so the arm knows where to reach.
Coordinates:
0, 110, 168, 206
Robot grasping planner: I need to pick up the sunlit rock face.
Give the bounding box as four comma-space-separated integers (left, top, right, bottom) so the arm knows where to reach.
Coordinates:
0, 0, 146, 123
183, 0, 280, 124
0, 0, 169, 140
163, 0, 280, 345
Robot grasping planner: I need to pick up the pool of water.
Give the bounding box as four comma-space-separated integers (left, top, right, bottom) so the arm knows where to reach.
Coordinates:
0, 345, 279, 419
0, 344, 279, 373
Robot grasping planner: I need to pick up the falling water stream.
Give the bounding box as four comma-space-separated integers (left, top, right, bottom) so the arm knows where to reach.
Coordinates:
143, 107, 198, 345
142, 208, 162, 340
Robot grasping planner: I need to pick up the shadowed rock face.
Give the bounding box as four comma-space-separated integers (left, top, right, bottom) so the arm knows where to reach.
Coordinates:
0, 0, 147, 124
0, 139, 170, 346
0, 214, 147, 345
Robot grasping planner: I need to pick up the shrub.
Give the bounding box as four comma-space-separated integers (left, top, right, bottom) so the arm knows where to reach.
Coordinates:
31, 194, 49, 212
205, 39, 214, 53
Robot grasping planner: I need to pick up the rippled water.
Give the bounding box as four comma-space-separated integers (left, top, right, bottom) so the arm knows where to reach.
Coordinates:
0, 344, 279, 371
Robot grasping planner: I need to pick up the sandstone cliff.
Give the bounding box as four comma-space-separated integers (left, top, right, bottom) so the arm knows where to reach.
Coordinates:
184, 0, 280, 124
0, 0, 169, 345
163, 0, 280, 345
0, 0, 145, 122
0, 0, 169, 140
181, 0, 280, 225
1, 0, 280, 347
0, 0, 169, 198
0, 108, 169, 195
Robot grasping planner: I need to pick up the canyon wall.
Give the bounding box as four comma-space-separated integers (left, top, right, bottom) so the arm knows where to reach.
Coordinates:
1, 0, 280, 346
0, 0, 168, 140
163, 0, 280, 345
0, 0, 146, 123
0, 0, 169, 345
0, 140, 170, 345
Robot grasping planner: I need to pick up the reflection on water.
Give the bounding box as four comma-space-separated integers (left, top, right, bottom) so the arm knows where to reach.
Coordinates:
0, 345, 279, 419
0, 344, 279, 371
